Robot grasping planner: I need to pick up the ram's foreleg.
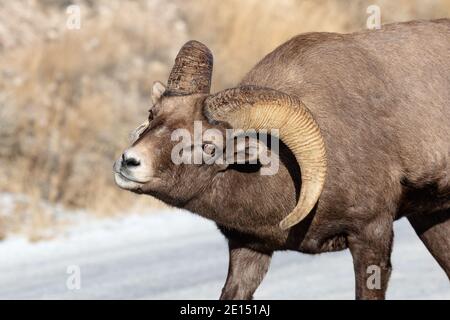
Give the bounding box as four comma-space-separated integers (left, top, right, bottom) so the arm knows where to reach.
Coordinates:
220, 242, 272, 300
408, 210, 450, 278
348, 218, 394, 300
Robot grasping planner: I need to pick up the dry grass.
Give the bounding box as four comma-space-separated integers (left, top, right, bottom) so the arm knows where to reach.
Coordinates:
0, 0, 449, 238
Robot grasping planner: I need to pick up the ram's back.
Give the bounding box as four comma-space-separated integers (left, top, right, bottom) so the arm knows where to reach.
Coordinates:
241, 19, 450, 214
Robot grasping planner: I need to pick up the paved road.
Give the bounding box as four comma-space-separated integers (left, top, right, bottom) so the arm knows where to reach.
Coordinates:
0, 210, 448, 299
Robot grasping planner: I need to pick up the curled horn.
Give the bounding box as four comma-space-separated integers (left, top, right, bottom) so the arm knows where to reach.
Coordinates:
166, 40, 213, 95
203, 86, 327, 230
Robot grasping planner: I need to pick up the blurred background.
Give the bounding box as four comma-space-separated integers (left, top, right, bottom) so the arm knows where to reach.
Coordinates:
0, 0, 449, 240
0, 0, 449, 300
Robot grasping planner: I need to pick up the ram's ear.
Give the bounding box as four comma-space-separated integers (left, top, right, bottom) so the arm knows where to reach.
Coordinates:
151, 81, 166, 104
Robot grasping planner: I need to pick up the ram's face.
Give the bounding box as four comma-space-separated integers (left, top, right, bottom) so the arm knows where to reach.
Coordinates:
114, 40, 327, 230
113, 82, 227, 203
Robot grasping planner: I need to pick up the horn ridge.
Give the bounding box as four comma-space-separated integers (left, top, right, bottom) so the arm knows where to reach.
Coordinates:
166, 40, 213, 96
204, 86, 327, 230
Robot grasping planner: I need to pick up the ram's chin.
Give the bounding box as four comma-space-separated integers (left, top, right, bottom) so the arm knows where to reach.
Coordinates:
114, 173, 144, 192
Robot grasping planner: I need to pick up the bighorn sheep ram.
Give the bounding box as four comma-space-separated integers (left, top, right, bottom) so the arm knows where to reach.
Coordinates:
114, 20, 450, 299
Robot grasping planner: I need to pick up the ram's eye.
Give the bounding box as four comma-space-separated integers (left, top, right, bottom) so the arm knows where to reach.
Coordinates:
148, 109, 154, 121
202, 143, 216, 156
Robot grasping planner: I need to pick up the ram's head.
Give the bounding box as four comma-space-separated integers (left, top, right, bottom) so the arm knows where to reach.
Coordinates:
113, 41, 327, 229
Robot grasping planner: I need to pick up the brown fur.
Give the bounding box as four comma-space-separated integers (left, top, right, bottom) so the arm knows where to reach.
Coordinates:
117, 20, 450, 299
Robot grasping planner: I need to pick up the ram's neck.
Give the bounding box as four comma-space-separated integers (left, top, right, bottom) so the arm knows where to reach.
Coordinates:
184, 147, 300, 235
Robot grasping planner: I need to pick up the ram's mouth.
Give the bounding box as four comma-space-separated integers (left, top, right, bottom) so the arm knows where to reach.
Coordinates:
114, 170, 147, 191
115, 170, 145, 183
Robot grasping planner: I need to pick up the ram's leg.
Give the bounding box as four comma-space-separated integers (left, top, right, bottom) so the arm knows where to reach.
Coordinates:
408, 210, 450, 278
220, 242, 272, 300
348, 219, 394, 300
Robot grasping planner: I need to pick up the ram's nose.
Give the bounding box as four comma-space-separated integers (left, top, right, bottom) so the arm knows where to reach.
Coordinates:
114, 147, 154, 186
121, 151, 141, 170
